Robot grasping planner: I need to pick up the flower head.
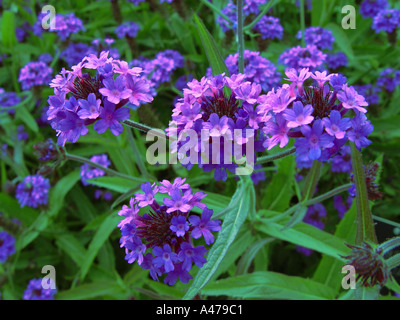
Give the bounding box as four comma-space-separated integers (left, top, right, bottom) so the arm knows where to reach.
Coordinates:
15, 175, 50, 208
23, 278, 57, 300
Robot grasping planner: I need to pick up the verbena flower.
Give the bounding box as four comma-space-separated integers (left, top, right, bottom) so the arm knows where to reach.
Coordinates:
80, 154, 111, 186
33, 139, 61, 162
372, 9, 400, 34
325, 52, 348, 71
115, 21, 140, 39
297, 203, 326, 256
53, 13, 85, 41
18, 61, 53, 90
296, 27, 335, 50
262, 68, 373, 168
118, 178, 221, 285
223, 50, 281, 92
217, 1, 237, 32
47, 51, 153, 146
330, 145, 352, 174
279, 45, 326, 71
0, 231, 16, 263
23, 278, 57, 300
377, 68, 400, 92
167, 73, 269, 181
61, 42, 96, 66
0, 89, 21, 114
354, 84, 381, 105
254, 16, 284, 40
15, 175, 50, 208
360, 0, 389, 18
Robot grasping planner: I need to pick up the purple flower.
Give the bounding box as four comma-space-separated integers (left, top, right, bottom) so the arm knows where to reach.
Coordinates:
347, 113, 374, 150
279, 45, 326, 71
295, 120, 334, 161
77, 93, 102, 119
53, 13, 84, 41
329, 74, 347, 91
178, 242, 207, 271
117, 179, 220, 285
297, 27, 335, 50
322, 110, 351, 139
354, 84, 381, 105
115, 21, 140, 39
0, 231, 16, 263
337, 84, 368, 113
93, 100, 130, 135
263, 113, 290, 150
372, 9, 400, 34
15, 175, 50, 208
153, 244, 179, 272
99, 76, 132, 104
170, 215, 190, 237
189, 208, 222, 245
326, 52, 348, 70
283, 101, 314, 128
360, 0, 389, 18
80, 154, 111, 186
330, 145, 352, 174
23, 278, 57, 300
18, 61, 53, 90
254, 16, 284, 40
377, 68, 400, 92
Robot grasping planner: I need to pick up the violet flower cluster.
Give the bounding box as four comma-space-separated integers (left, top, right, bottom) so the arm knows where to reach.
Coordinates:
18, 60, 53, 91
296, 27, 335, 51
333, 195, 353, 219
23, 278, 57, 300
0, 88, 21, 114
80, 154, 111, 186
261, 68, 373, 168
223, 50, 281, 92
0, 231, 16, 263
118, 178, 221, 285
33, 12, 84, 40
279, 45, 326, 71
360, 0, 389, 18
377, 68, 400, 92
167, 73, 268, 181
372, 8, 400, 33
15, 174, 50, 208
354, 84, 381, 106
325, 52, 348, 71
47, 50, 153, 146
115, 21, 140, 39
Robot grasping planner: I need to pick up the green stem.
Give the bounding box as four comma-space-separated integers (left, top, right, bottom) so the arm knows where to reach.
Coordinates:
127, 129, 153, 180
302, 160, 321, 201
199, 0, 234, 25
379, 236, 400, 256
300, 0, 306, 47
350, 142, 377, 244
122, 119, 171, 141
386, 253, 400, 271
256, 147, 296, 164
237, 0, 245, 74
65, 153, 145, 183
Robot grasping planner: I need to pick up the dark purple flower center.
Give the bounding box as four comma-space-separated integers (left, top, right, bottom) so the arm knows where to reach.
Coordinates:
201, 90, 239, 121
33, 289, 42, 296
70, 74, 103, 101
0, 239, 4, 246
300, 86, 337, 119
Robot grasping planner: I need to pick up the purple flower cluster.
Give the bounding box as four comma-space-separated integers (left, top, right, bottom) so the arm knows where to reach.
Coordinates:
0, 89, 21, 114
224, 50, 281, 92
47, 51, 153, 146
279, 45, 326, 71
217, 2, 237, 32
61, 42, 96, 66
0, 231, 16, 263
118, 179, 221, 285
372, 8, 400, 33
167, 73, 268, 181
23, 278, 57, 300
325, 52, 348, 71
91, 38, 121, 60
132, 49, 184, 89
254, 16, 284, 40
354, 84, 381, 105
330, 145, 352, 174
377, 68, 400, 92
297, 203, 326, 256
243, 0, 267, 15
18, 61, 53, 90
360, 0, 389, 18
297, 27, 335, 50
80, 154, 111, 186
262, 69, 373, 168
333, 195, 353, 219
115, 21, 140, 39
15, 174, 50, 208
54, 13, 85, 41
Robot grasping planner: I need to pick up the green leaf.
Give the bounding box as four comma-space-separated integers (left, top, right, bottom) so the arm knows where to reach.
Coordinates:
15, 105, 38, 133
56, 234, 87, 266
325, 23, 355, 60
87, 176, 142, 193
56, 281, 124, 300
256, 218, 350, 259
79, 211, 122, 281
202, 271, 336, 300
193, 13, 229, 76
1, 11, 17, 48
183, 179, 253, 300
282, 205, 308, 230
